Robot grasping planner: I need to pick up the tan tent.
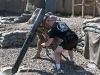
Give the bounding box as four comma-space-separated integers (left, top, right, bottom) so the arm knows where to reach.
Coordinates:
84, 31, 100, 68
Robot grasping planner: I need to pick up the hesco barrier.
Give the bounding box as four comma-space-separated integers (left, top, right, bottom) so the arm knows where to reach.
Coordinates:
0, 0, 26, 13
0, 0, 100, 15
0, 30, 37, 48
28, 0, 100, 16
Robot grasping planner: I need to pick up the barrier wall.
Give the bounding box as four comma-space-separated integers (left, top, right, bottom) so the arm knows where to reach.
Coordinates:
0, 0, 100, 16
31, 0, 100, 16
0, 30, 37, 48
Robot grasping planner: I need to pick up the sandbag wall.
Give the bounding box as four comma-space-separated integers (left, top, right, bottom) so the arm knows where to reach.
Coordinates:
76, 22, 100, 52
76, 30, 86, 52
0, 30, 37, 48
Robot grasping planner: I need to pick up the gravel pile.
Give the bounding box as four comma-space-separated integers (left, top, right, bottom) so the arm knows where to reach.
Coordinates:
0, 47, 100, 75
0, 16, 100, 75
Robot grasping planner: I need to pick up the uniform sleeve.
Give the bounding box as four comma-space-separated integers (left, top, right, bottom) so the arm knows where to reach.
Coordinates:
38, 18, 51, 34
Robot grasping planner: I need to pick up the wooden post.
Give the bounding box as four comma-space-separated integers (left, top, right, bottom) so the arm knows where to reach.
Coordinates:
72, 0, 96, 17
93, 0, 96, 17
82, 0, 85, 18
72, 0, 75, 17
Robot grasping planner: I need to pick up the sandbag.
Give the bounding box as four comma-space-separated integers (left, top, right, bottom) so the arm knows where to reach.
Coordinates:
28, 8, 40, 24
83, 18, 100, 24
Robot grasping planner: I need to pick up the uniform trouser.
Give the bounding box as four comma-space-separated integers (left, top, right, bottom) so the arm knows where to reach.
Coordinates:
37, 33, 60, 53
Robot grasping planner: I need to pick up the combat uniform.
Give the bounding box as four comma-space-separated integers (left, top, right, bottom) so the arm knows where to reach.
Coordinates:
24, 1, 60, 56
32, 13, 60, 58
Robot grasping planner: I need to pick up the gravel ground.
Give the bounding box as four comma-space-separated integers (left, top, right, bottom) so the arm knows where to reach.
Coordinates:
0, 16, 100, 75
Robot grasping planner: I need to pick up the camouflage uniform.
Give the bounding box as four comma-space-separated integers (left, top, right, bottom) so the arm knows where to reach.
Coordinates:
32, 12, 60, 58
25, 0, 61, 58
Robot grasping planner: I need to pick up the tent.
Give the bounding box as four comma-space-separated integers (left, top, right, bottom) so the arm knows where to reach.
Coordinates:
83, 22, 100, 68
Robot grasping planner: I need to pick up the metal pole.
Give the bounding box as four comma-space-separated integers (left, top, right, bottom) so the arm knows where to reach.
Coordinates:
72, 0, 75, 17
11, 9, 45, 74
93, 0, 96, 17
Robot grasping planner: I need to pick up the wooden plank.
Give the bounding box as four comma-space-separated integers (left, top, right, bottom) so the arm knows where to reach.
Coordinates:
93, 0, 96, 17
82, 0, 85, 17
73, 4, 83, 6
72, 0, 75, 17
84, 3, 94, 6
72, 0, 96, 17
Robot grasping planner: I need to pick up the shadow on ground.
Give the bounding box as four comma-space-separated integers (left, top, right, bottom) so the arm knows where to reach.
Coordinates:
18, 58, 94, 75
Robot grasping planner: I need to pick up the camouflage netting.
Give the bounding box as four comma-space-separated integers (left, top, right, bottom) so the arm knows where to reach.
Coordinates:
0, 0, 26, 13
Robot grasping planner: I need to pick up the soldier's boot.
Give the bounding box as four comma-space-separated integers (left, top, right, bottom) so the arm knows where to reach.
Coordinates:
32, 38, 43, 59
31, 51, 41, 59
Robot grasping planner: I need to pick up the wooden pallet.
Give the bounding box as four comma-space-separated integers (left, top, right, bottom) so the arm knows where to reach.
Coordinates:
72, 0, 97, 17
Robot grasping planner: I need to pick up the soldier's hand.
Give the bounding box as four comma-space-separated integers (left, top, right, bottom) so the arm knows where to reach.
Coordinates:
41, 43, 46, 47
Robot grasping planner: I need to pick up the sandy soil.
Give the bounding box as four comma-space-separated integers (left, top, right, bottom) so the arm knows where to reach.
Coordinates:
0, 16, 100, 75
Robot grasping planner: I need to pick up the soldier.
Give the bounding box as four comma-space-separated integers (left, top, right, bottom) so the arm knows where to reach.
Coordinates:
24, 1, 61, 59
31, 12, 60, 59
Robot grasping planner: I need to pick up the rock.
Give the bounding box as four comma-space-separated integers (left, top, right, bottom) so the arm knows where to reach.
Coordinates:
87, 63, 96, 69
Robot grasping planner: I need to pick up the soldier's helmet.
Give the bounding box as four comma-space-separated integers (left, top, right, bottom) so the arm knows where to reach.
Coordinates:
45, 12, 53, 16
43, 12, 53, 20
46, 15, 57, 22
